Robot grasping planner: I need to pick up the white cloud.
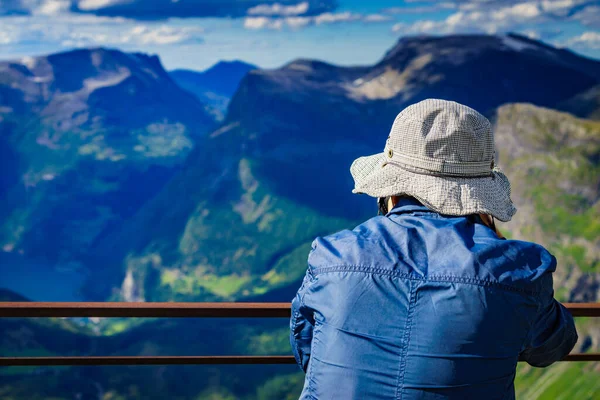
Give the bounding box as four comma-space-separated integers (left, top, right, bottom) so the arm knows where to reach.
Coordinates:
563, 31, 600, 49
61, 25, 204, 47
247, 2, 309, 16
363, 14, 392, 23
285, 16, 311, 28
35, 0, 71, 15
491, 3, 541, 19
540, 0, 583, 14
383, 3, 457, 14
61, 31, 110, 47
0, 29, 18, 45
0, 13, 204, 49
387, 0, 596, 20
244, 16, 282, 29
78, 0, 126, 11
314, 11, 360, 24
391, 0, 598, 36
127, 25, 203, 45
392, 20, 446, 35
572, 5, 600, 28
243, 11, 391, 30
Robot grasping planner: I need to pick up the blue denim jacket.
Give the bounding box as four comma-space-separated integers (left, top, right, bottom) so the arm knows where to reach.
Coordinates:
290, 198, 578, 400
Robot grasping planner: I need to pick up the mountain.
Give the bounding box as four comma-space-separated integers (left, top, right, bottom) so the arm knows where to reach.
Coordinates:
2, 34, 600, 399
0, 48, 216, 272
170, 61, 257, 120
87, 33, 600, 303
3, 102, 598, 400
558, 84, 600, 120
493, 103, 600, 302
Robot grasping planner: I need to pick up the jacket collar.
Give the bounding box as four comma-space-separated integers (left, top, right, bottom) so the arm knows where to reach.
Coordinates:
386, 197, 433, 216
386, 198, 502, 238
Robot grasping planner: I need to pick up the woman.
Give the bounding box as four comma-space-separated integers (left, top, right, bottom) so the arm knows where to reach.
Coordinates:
290, 99, 577, 400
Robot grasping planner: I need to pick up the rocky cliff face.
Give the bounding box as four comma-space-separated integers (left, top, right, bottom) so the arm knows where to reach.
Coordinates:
494, 103, 600, 302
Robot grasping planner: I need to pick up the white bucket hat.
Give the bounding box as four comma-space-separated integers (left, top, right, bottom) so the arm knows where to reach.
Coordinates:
350, 99, 516, 222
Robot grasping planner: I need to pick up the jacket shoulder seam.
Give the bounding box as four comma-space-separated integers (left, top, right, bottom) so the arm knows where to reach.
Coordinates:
311, 265, 542, 294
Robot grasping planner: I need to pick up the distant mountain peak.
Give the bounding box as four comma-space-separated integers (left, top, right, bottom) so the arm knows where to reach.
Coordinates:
376, 33, 600, 83
171, 60, 256, 77
3, 47, 207, 105
381, 33, 561, 61
284, 58, 338, 70
7, 46, 170, 89
209, 60, 256, 70
169, 60, 257, 119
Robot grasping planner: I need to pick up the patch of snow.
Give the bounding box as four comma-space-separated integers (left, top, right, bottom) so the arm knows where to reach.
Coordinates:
91, 51, 103, 68
20, 56, 37, 70
83, 67, 130, 93
210, 121, 240, 138
500, 35, 540, 52
141, 67, 158, 79
288, 62, 312, 72
30, 76, 52, 83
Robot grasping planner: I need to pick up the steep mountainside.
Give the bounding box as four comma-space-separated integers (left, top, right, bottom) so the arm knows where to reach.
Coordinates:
170, 60, 257, 120
0, 48, 215, 269
90, 33, 600, 303
558, 84, 600, 120
494, 104, 600, 301
7, 102, 599, 400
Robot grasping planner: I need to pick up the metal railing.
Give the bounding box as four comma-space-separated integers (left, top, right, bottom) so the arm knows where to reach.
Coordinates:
1, 302, 599, 366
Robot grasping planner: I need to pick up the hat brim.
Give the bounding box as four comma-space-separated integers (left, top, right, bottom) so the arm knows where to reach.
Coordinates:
350, 153, 516, 222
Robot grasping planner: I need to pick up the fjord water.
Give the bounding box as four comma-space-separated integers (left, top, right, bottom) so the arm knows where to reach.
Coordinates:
0, 252, 87, 301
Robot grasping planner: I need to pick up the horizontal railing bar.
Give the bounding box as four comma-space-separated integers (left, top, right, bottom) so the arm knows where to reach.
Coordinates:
564, 303, 600, 317
2, 354, 599, 366
0, 302, 291, 318
1, 302, 599, 318
562, 353, 600, 362
0, 356, 297, 366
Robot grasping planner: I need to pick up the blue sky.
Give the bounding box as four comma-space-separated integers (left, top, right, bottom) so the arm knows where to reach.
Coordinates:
1, 0, 599, 71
